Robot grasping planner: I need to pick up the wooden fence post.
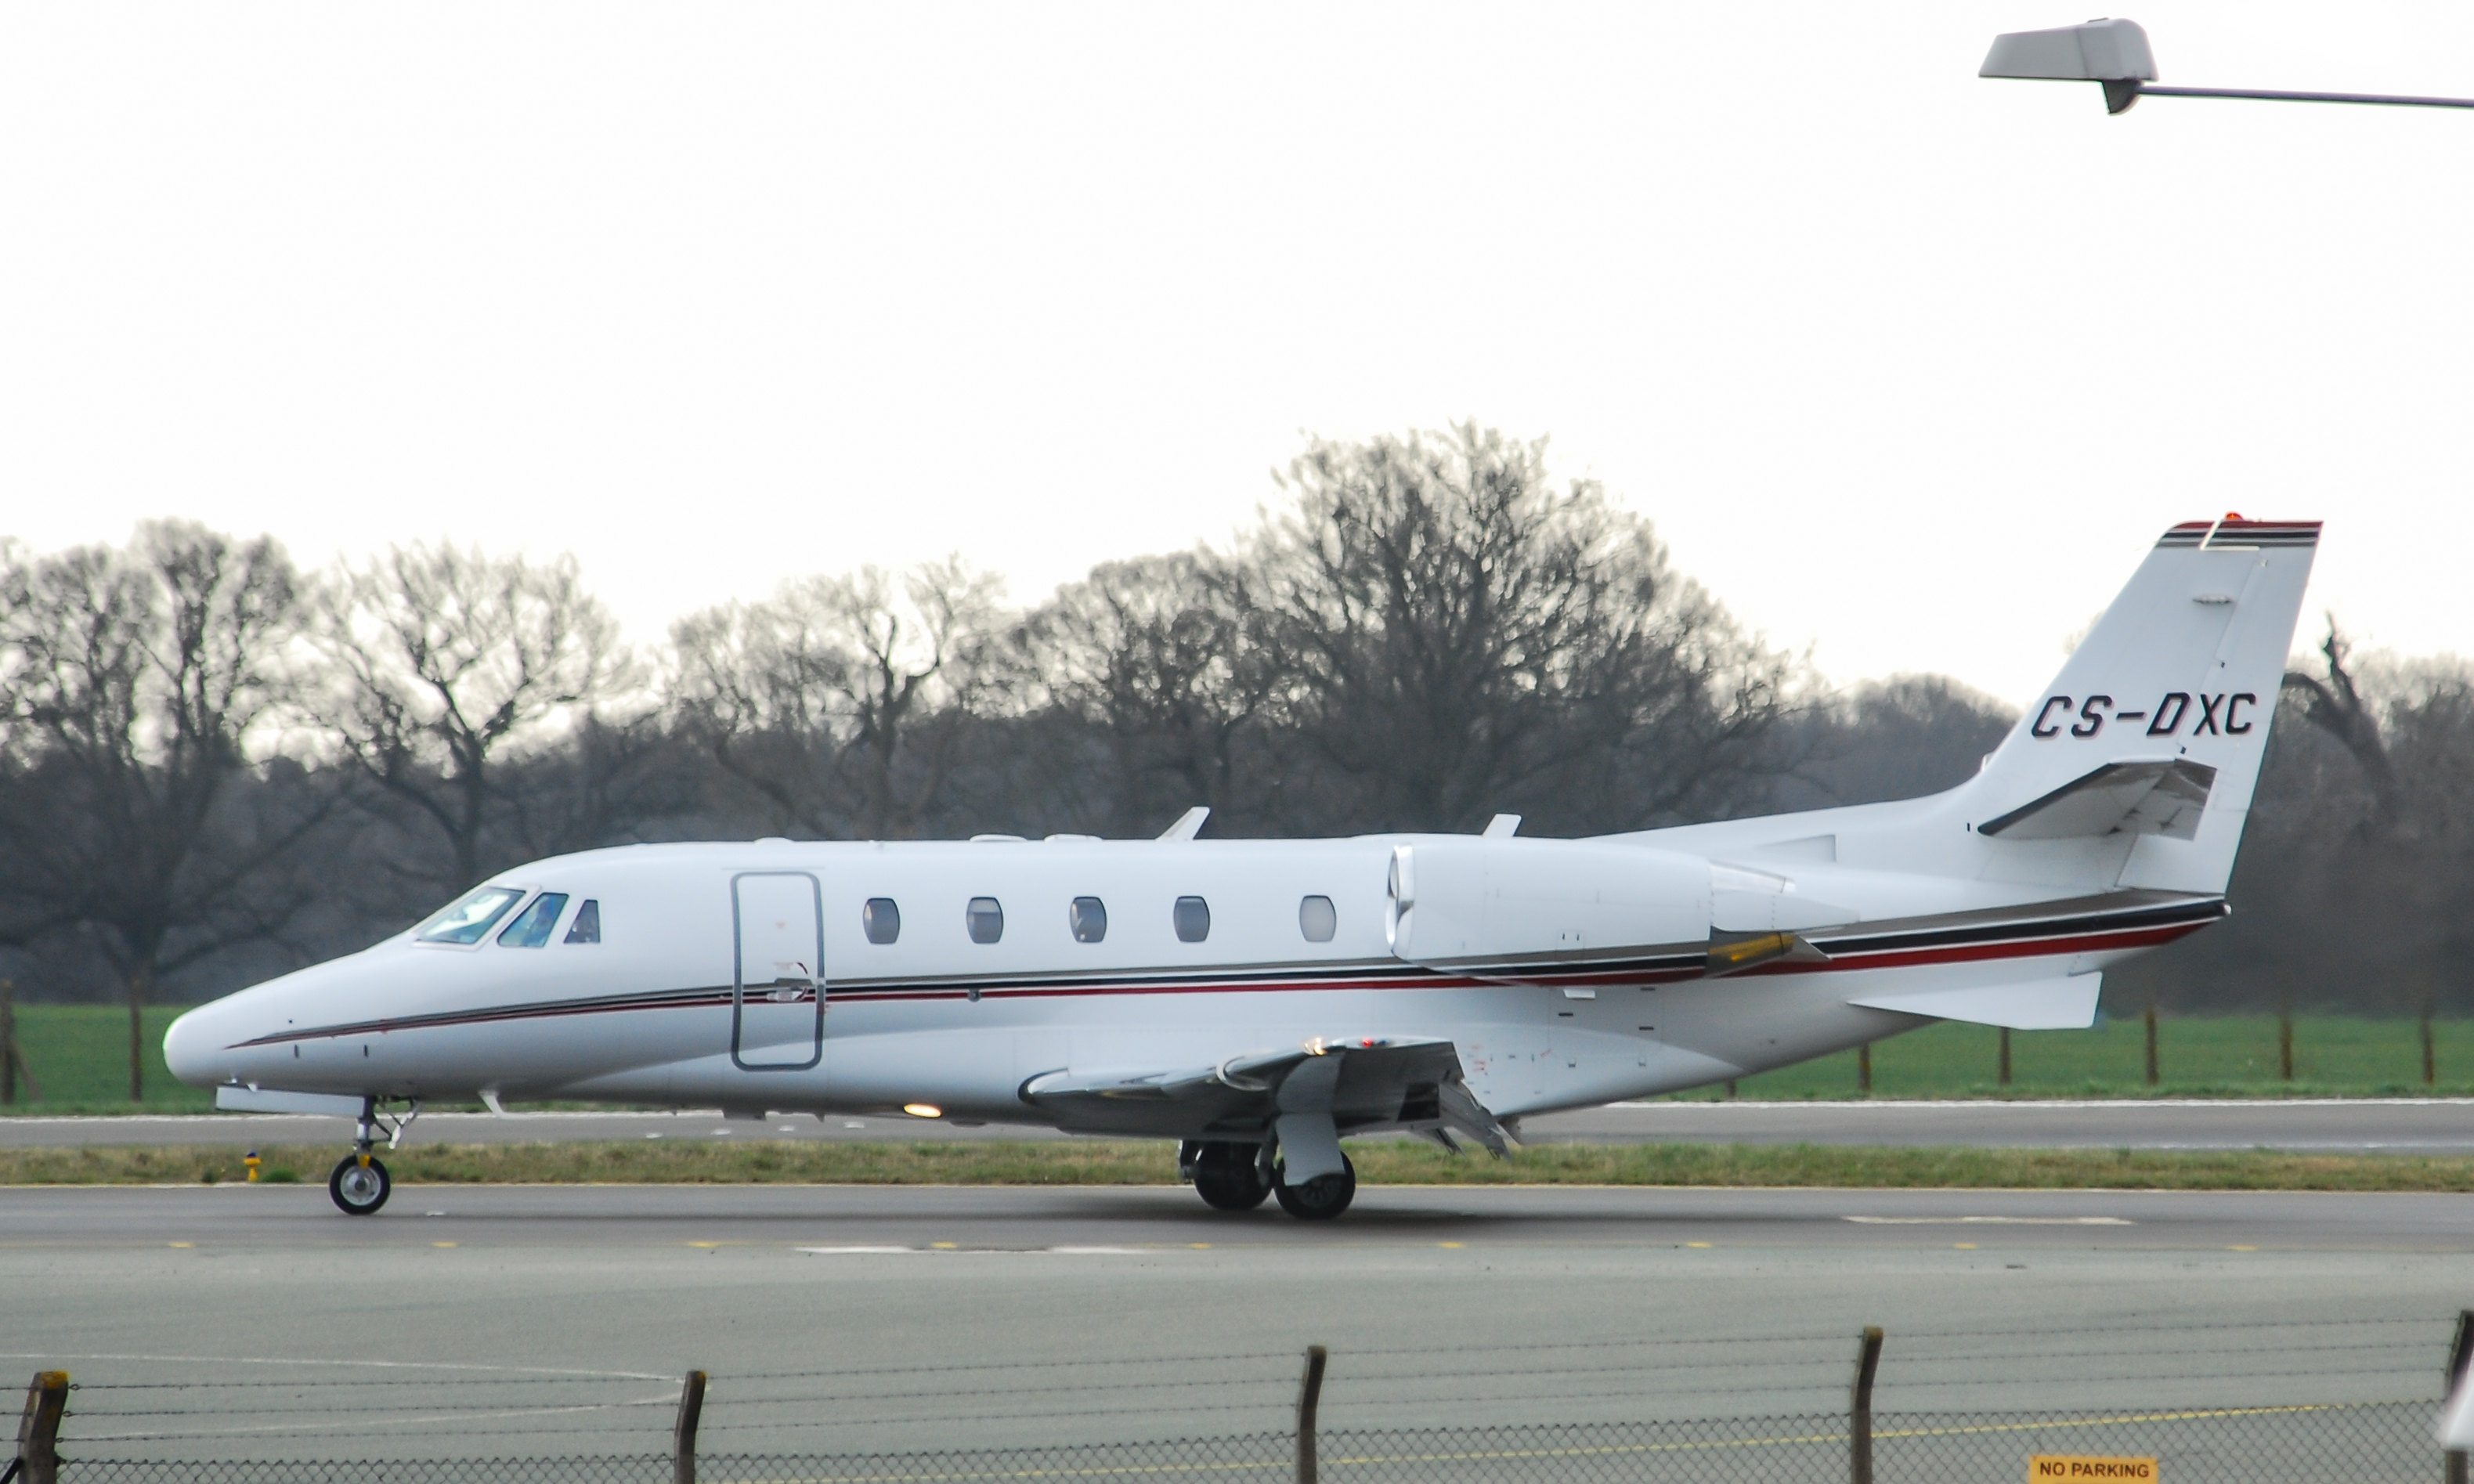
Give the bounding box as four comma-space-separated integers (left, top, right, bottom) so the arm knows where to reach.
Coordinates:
674, 1370, 706, 1484
2279, 1012, 2295, 1082
1998, 1027, 2012, 1088
1296, 1345, 1327, 1484
1858, 1043, 1872, 1095
1850, 1327, 1883, 1484
2447, 1310, 2472, 1484
16, 1370, 68, 1484
2144, 1002, 2158, 1087
2424, 1004, 2438, 1089
2, 980, 15, 1106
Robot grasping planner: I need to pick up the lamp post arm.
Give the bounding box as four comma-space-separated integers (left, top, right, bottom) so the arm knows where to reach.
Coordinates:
2136, 82, 2474, 110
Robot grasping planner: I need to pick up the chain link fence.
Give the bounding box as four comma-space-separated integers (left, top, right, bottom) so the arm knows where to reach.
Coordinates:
16, 1317, 2465, 1484
28, 1404, 2440, 1484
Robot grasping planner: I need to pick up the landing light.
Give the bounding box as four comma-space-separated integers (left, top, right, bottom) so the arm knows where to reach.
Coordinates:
902, 1103, 943, 1119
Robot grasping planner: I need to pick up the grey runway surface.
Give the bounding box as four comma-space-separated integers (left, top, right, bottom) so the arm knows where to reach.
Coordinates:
2, 1183, 2463, 1461
7, 1097, 2473, 1150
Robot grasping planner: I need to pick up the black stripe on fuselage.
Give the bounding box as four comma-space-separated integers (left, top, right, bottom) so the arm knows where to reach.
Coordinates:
223, 891, 2225, 1047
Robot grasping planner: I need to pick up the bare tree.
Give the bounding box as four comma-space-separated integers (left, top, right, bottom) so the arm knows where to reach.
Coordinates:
1777, 674, 2018, 811
1024, 551, 1279, 832
2282, 619, 2399, 826
1242, 423, 1797, 833
0, 524, 328, 1098
314, 544, 631, 893
670, 558, 1010, 839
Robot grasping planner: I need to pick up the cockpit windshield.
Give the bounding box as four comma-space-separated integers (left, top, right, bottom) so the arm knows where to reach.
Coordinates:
414, 886, 525, 944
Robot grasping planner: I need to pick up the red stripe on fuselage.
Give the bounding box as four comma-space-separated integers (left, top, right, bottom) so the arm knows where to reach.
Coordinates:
228, 912, 2212, 1045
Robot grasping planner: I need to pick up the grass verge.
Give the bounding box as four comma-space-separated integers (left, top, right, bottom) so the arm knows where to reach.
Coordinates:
6, 1139, 2473, 1192
8, 1008, 2474, 1112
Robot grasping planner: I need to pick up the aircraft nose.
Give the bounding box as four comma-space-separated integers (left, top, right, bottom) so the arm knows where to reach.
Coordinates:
163, 1003, 233, 1089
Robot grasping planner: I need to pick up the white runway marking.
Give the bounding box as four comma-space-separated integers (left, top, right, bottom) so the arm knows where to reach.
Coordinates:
795, 1244, 1151, 1256
1842, 1215, 2135, 1226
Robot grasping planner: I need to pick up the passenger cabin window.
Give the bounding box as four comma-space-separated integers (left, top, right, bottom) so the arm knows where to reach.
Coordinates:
966, 897, 1005, 944
1173, 895, 1210, 943
1070, 897, 1107, 943
1298, 895, 1337, 943
862, 897, 901, 945
415, 886, 525, 944
498, 893, 570, 948
564, 899, 602, 944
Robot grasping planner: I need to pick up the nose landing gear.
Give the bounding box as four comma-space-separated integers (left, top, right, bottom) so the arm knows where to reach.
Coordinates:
328, 1096, 417, 1215
329, 1154, 391, 1215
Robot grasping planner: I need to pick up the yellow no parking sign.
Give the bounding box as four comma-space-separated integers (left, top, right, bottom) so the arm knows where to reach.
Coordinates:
2032, 1457, 2158, 1482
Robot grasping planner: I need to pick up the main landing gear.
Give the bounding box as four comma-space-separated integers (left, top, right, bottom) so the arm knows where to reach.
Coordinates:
1184, 1141, 1271, 1210
1180, 1140, 1357, 1219
1273, 1153, 1356, 1220
328, 1096, 419, 1216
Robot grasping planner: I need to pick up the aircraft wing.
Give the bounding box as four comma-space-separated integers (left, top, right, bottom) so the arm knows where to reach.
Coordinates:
1020, 1036, 1511, 1154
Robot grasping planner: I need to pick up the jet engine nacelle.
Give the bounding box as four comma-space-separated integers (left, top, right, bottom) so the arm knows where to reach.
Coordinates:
1385, 838, 1712, 966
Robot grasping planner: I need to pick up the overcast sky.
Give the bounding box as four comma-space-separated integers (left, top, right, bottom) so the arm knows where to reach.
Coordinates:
5, 2, 2470, 706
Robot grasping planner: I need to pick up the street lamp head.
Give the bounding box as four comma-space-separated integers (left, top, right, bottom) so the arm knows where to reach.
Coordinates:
1981, 18, 2158, 114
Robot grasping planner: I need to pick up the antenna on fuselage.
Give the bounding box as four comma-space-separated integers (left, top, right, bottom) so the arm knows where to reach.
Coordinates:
1159, 807, 1210, 842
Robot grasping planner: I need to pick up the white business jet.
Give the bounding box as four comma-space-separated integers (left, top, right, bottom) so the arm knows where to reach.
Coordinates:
166, 518, 2317, 1218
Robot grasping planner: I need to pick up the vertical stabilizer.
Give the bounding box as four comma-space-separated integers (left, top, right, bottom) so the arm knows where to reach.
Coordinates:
1963, 518, 2319, 895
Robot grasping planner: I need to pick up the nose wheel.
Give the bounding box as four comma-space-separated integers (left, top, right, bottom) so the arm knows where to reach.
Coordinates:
328, 1096, 412, 1215
329, 1154, 392, 1215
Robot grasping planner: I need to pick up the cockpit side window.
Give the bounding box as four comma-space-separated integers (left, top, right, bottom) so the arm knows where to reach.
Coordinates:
564, 899, 602, 944
415, 886, 526, 944
498, 893, 571, 948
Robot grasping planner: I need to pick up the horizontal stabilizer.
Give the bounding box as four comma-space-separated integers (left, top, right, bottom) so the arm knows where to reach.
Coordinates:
1850, 973, 2102, 1031
1978, 759, 2215, 841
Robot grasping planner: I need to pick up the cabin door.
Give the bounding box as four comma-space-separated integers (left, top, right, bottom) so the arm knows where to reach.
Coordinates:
732, 872, 823, 1071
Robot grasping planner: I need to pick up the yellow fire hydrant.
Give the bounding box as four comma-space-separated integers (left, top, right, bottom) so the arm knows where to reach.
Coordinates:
244, 1150, 262, 1183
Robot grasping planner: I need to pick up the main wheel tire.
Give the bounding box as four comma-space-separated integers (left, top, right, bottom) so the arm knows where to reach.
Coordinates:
1192, 1142, 1271, 1211
1273, 1153, 1356, 1220
329, 1154, 391, 1216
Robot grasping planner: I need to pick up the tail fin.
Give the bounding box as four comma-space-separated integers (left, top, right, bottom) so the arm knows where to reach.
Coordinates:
1962, 518, 2319, 895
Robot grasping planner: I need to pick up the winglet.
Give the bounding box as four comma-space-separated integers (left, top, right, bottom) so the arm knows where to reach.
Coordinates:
1158, 807, 1209, 842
